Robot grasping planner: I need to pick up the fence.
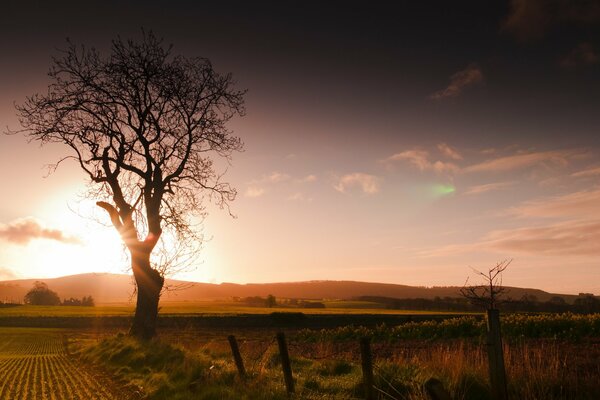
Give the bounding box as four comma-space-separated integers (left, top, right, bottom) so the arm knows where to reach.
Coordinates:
217, 311, 507, 399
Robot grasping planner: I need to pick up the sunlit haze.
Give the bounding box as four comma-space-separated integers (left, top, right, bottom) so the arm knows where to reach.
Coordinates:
1, 1, 600, 294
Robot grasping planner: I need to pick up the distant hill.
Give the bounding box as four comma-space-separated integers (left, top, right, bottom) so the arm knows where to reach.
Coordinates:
0, 273, 580, 305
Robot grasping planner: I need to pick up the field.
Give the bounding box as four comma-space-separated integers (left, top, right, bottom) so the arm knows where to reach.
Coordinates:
0, 327, 134, 399
1, 309, 599, 399
73, 314, 600, 399
0, 301, 463, 317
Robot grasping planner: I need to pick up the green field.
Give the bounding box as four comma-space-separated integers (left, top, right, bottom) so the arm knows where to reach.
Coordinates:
0, 301, 466, 317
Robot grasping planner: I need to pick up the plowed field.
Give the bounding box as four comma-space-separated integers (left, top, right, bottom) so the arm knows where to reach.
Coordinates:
0, 328, 129, 400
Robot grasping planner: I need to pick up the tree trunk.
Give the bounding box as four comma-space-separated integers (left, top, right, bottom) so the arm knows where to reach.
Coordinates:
129, 250, 164, 340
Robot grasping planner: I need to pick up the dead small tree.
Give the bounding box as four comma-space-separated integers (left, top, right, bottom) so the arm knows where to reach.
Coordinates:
460, 259, 511, 310
460, 259, 511, 400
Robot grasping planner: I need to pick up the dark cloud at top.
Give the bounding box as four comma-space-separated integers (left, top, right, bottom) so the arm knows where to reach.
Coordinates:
0, 0, 599, 149
0, 218, 82, 245
560, 42, 600, 68
503, 0, 600, 42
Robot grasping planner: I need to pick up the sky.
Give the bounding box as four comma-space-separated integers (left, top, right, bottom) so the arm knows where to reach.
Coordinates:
1, 0, 600, 294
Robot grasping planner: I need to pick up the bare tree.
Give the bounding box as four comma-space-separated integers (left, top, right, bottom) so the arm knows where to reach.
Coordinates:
460, 259, 512, 310
461, 259, 511, 400
16, 32, 245, 339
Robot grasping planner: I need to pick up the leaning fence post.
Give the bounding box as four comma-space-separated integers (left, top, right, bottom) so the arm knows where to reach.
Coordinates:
276, 332, 295, 394
227, 335, 246, 378
360, 337, 375, 400
487, 309, 508, 400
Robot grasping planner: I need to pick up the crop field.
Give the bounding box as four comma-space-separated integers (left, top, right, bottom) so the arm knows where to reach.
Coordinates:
1, 314, 599, 399
0, 301, 464, 317
0, 328, 132, 400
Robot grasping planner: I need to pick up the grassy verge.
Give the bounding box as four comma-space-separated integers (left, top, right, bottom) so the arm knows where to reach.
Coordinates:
74, 314, 600, 399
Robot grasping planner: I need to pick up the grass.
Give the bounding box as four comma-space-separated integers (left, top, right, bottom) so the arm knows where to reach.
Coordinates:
1, 318, 599, 399
0, 301, 464, 317
72, 314, 600, 399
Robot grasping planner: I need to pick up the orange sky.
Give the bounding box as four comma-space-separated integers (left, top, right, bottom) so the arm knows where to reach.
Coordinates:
1, 1, 600, 294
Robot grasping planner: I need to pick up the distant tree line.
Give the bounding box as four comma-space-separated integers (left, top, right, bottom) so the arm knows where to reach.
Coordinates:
357, 294, 600, 314
62, 296, 95, 306
233, 295, 278, 308
24, 281, 95, 306
232, 295, 327, 309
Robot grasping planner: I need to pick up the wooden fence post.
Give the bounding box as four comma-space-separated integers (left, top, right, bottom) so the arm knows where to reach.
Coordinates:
227, 335, 246, 378
487, 309, 508, 400
276, 332, 295, 394
360, 337, 375, 400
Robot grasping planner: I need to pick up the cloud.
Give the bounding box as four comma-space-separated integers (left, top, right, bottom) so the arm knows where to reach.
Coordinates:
382, 150, 460, 174
430, 64, 483, 100
263, 172, 290, 184
298, 174, 317, 183
244, 187, 265, 198
463, 150, 577, 174
287, 192, 313, 202
437, 143, 463, 160
503, 0, 600, 42
0, 267, 16, 280
0, 218, 82, 245
334, 173, 381, 195
464, 182, 516, 196
419, 219, 600, 258
248, 171, 291, 185
560, 43, 600, 68
422, 187, 600, 259
572, 166, 600, 178
484, 220, 600, 256
509, 188, 600, 219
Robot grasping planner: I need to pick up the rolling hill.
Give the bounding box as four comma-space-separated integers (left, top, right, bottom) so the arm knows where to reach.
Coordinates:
0, 273, 580, 305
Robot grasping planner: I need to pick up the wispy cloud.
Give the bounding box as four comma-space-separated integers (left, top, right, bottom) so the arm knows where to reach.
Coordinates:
0, 217, 82, 245
244, 187, 265, 198
464, 182, 515, 196
503, 0, 600, 42
422, 187, 600, 258
560, 42, 600, 68
571, 167, 600, 179
437, 143, 463, 160
484, 220, 600, 256
509, 188, 600, 219
382, 149, 460, 174
463, 150, 578, 174
287, 192, 313, 202
262, 172, 290, 184
334, 173, 381, 195
418, 219, 600, 258
297, 174, 317, 183
430, 64, 483, 100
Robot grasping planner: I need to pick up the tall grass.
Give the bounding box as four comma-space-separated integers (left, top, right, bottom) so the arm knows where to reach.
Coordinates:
76, 314, 600, 399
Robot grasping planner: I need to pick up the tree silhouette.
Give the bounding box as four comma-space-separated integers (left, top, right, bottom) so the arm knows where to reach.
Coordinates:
24, 282, 61, 306
460, 259, 511, 310
17, 32, 245, 339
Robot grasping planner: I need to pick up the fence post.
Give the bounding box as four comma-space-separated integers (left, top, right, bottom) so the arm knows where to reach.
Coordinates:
276, 332, 295, 394
424, 378, 451, 400
227, 335, 246, 378
487, 308, 508, 400
360, 337, 375, 400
